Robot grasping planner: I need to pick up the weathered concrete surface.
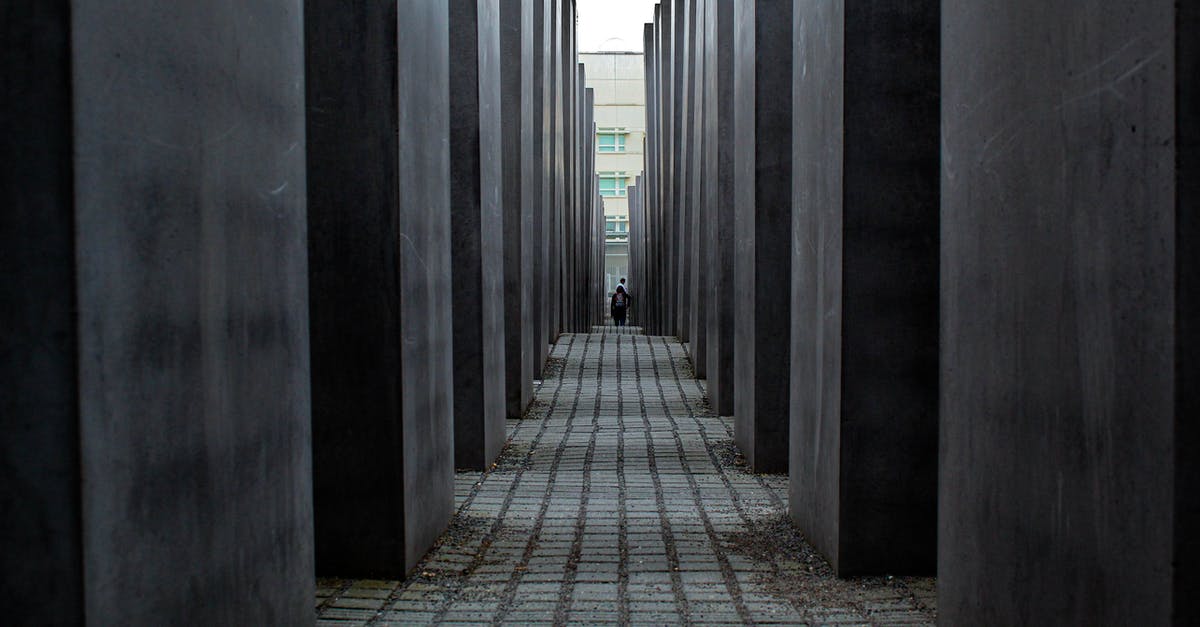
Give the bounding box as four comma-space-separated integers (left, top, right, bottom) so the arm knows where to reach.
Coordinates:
56, 1, 313, 622
1177, 8, 1199, 623
941, 2, 1188, 623
0, 4, 82, 623
673, 0, 689, 341
789, 0, 939, 577
531, 0, 551, 380
451, 0, 507, 470
662, 0, 677, 338
703, 0, 735, 416
307, 0, 453, 577
503, 0, 533, 419
732, 0, 792, 473
687, 0, 708, 378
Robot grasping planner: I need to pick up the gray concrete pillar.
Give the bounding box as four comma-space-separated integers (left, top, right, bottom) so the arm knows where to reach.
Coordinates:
548, 0, 565, 341
503, 0, 533, 418
673, 0, 689, 340
703, 0, 736, 416
531, 0, 551, 380
941, 2, 1195, 623
646, 16, 665, 336
450, 0, 507, 470
688, 0, 708, 376
661, 1, 677, 337
732, 0, 792, 474
1, 3, 314, 622
789, 0, 939, 576
2, 6, 81, 621
307, 0, 454, 576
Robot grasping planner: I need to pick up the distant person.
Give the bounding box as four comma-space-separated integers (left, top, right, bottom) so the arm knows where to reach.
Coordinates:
610, 285, 631, 327
618, 277, 629, 296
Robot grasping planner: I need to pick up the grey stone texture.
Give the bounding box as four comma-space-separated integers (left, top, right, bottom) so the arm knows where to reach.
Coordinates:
642, 21, 661, 336
686, 0, 708, 378
941, 1, 1194, 623
1179, 4, 1199, 623
702, 0, 735, 416
307, 0, 454, 577
531, 0, 552, 380
672, 0, 689, 340
789, 0, 939, 576
1, 4, 82, 622
1, 2, 313, 623
502, 0, 534, 419
451, 0, 507, 470
661, 1, 678, 337
732, 0, 793, 474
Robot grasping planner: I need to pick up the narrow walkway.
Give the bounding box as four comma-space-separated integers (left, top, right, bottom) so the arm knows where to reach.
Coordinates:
316, 332, 936, 625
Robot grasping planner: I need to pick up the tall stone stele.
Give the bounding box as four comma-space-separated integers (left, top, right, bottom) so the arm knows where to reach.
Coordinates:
789, 1, 939, 576
3, 2, 313, 623
940, 1, 1196, 623
306, 0, 455, 577
449, 0, 507, 470
732, 0, 793, 473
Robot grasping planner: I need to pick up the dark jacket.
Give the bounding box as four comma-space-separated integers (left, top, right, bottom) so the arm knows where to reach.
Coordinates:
610, 291, 631, 319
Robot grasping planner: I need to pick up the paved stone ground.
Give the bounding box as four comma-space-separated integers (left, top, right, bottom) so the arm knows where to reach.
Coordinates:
316, 331, 936, 626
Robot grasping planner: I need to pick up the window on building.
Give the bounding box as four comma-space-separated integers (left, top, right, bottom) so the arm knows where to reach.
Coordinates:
599, 172, 628, 197
597, 131, 627, 153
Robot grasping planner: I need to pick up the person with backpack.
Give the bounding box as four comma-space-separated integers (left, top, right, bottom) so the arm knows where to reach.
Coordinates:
610, 285, 631, 327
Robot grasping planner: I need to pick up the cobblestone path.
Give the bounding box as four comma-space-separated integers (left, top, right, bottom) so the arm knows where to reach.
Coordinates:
316, 331, 936, 625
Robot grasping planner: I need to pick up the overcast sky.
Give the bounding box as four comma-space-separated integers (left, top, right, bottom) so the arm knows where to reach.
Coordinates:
578, 0, 658, 53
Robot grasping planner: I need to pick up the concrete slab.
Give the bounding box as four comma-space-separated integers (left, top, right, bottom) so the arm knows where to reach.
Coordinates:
789, 0, 939, 577
5, 2, 315, 622
1, 5, 83, 622
703, 0, 736, 417
307, 0, 454, 577
502, 0, 534, 420
732, 0, 793, 473
450, 0, 507, 470
941, 1, 1187, 622
687, 0, 708, 377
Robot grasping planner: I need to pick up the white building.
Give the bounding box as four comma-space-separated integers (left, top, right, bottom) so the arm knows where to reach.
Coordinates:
580, 51, 645, 295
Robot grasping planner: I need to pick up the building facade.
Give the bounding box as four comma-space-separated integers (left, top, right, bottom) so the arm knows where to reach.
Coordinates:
580, 51, 645, 295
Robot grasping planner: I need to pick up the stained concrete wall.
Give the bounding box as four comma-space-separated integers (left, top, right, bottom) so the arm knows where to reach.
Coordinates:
503, 0, 533, 419
673, 0, 689, 340
662, 1, 677, 337
941, 2, 1192, 622
2, 2, 312, 622
686, 0, 708, 377
1179, 4, 1199, 623
703, 0, 736, 417
789, 0, 939, 576
75, 2, 314, 621
532, 0, 552, 380
307, 0, 454, 576
451, 0, 507, 469
1, 4, 82, 623
732, 0, 792, 473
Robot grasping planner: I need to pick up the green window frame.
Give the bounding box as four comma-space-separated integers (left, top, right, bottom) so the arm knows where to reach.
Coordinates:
599, 172, 628, 197
597, 131, 627, 153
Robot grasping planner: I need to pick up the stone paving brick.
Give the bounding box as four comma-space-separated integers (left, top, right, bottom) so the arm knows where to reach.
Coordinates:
317, 331, 936, 625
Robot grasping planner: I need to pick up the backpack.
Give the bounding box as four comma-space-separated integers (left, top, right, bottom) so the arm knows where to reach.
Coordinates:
614, 293, 626, 308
